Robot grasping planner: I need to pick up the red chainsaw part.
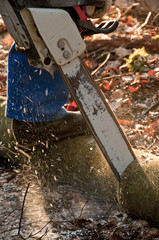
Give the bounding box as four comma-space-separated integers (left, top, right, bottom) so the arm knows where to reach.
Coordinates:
73, 6, 87, 31
66, 101, 78, 111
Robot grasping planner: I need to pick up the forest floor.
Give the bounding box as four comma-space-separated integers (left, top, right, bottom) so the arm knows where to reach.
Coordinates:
0, 2, 159, 239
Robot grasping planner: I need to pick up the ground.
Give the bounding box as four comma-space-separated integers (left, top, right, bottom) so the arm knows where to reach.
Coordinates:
0, 2, 159, 239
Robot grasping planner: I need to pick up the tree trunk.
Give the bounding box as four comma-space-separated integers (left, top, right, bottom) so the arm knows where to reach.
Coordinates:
140, 0, 159, 14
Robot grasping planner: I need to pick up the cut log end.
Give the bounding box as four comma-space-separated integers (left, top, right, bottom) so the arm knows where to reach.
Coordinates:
119, 149, 159, 226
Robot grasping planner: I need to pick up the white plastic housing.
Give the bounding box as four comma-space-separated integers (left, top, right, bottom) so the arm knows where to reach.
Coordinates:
28, 8, 86, 66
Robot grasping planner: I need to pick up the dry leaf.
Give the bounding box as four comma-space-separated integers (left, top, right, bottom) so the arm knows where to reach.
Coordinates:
2, 33, 14, 46
129, 86, 139, 92
148, 70, 156, 76
84, 58, 98, 69
102, 80, 110, 91
118, 119, 132, 125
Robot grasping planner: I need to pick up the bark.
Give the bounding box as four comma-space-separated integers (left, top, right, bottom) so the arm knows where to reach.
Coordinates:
140, 0, 159, 14
119, 149, 159, 226
85, 34, 159, 53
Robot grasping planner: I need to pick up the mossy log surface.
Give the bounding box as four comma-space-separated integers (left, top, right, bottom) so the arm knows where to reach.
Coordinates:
119, 149, 159, 226
0, 101, 159, 225
0, 101, 118, 204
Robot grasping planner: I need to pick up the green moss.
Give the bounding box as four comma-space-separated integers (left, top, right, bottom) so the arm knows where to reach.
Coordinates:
125, 47, 149, 73
119, 151, 159, 226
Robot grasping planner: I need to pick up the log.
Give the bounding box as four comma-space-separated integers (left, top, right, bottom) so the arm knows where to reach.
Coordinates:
85, 34, 159, 53
1, 100, 159, 225
119, 149, 159, 226
140, 0, 159, 15
0, 100, 118, 204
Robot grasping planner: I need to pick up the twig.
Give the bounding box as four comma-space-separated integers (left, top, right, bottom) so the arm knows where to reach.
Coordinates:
143, 100, 159, 115
139, 75, 159, 81
0, 96, 6, 101
152, 13, 159, 25
18, 182, 30, 239
115, 7, 121, 20
0, 101, 6, 107
16, 143, 31, 151
62, 199, 89, 226
78, 199, 89, 219
104, 205, 113, 219
85, 46, 108, 57
16, 148, 32, 159
0, 221, 40, 235
63, 200, 76, 222
2, 145, 17, 155
95, 74, 123, 82
121, 3, 139, 17
27, 220, 51, 238
95, 51, 109, 61
91, 53, 110, 76
34, 228, 50, 239
95, 73, 159, 84
136, 12, 152, 32
146, 138, 157, 150
0, 209, 20, 226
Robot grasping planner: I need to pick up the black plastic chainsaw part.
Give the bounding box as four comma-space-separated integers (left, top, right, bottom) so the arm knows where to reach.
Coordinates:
10, 0, 107, 9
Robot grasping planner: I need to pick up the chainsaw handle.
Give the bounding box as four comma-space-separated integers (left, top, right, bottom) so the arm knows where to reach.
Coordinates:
77, 19, 119, 35
13, 0, 108, 9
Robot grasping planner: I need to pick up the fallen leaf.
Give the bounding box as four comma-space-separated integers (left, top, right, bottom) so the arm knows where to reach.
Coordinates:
2, 34, 14, 46
110, 89, 124, 102
0, 76, 7, 81
148, 57, 158, 64
110, 79, 121, 86
115, 46, 131, 58
141, 80, 148, 83
120, 15, 137, 27
84, 58, 98, 69
148, 70, 156, 76
121, 98, 131, 106
129, 86, 140, 92
101, 80, 110, 91
110, 67, 120, 74
118, 119, 132, 126
135, 72, 140, 82
149, 120, 159, 135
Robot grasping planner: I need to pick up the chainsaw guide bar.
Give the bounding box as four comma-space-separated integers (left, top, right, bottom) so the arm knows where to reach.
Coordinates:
0, 2, 137, 181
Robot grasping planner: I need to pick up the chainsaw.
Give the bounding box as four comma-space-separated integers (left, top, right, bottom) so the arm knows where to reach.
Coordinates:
0, 0, 136, 181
